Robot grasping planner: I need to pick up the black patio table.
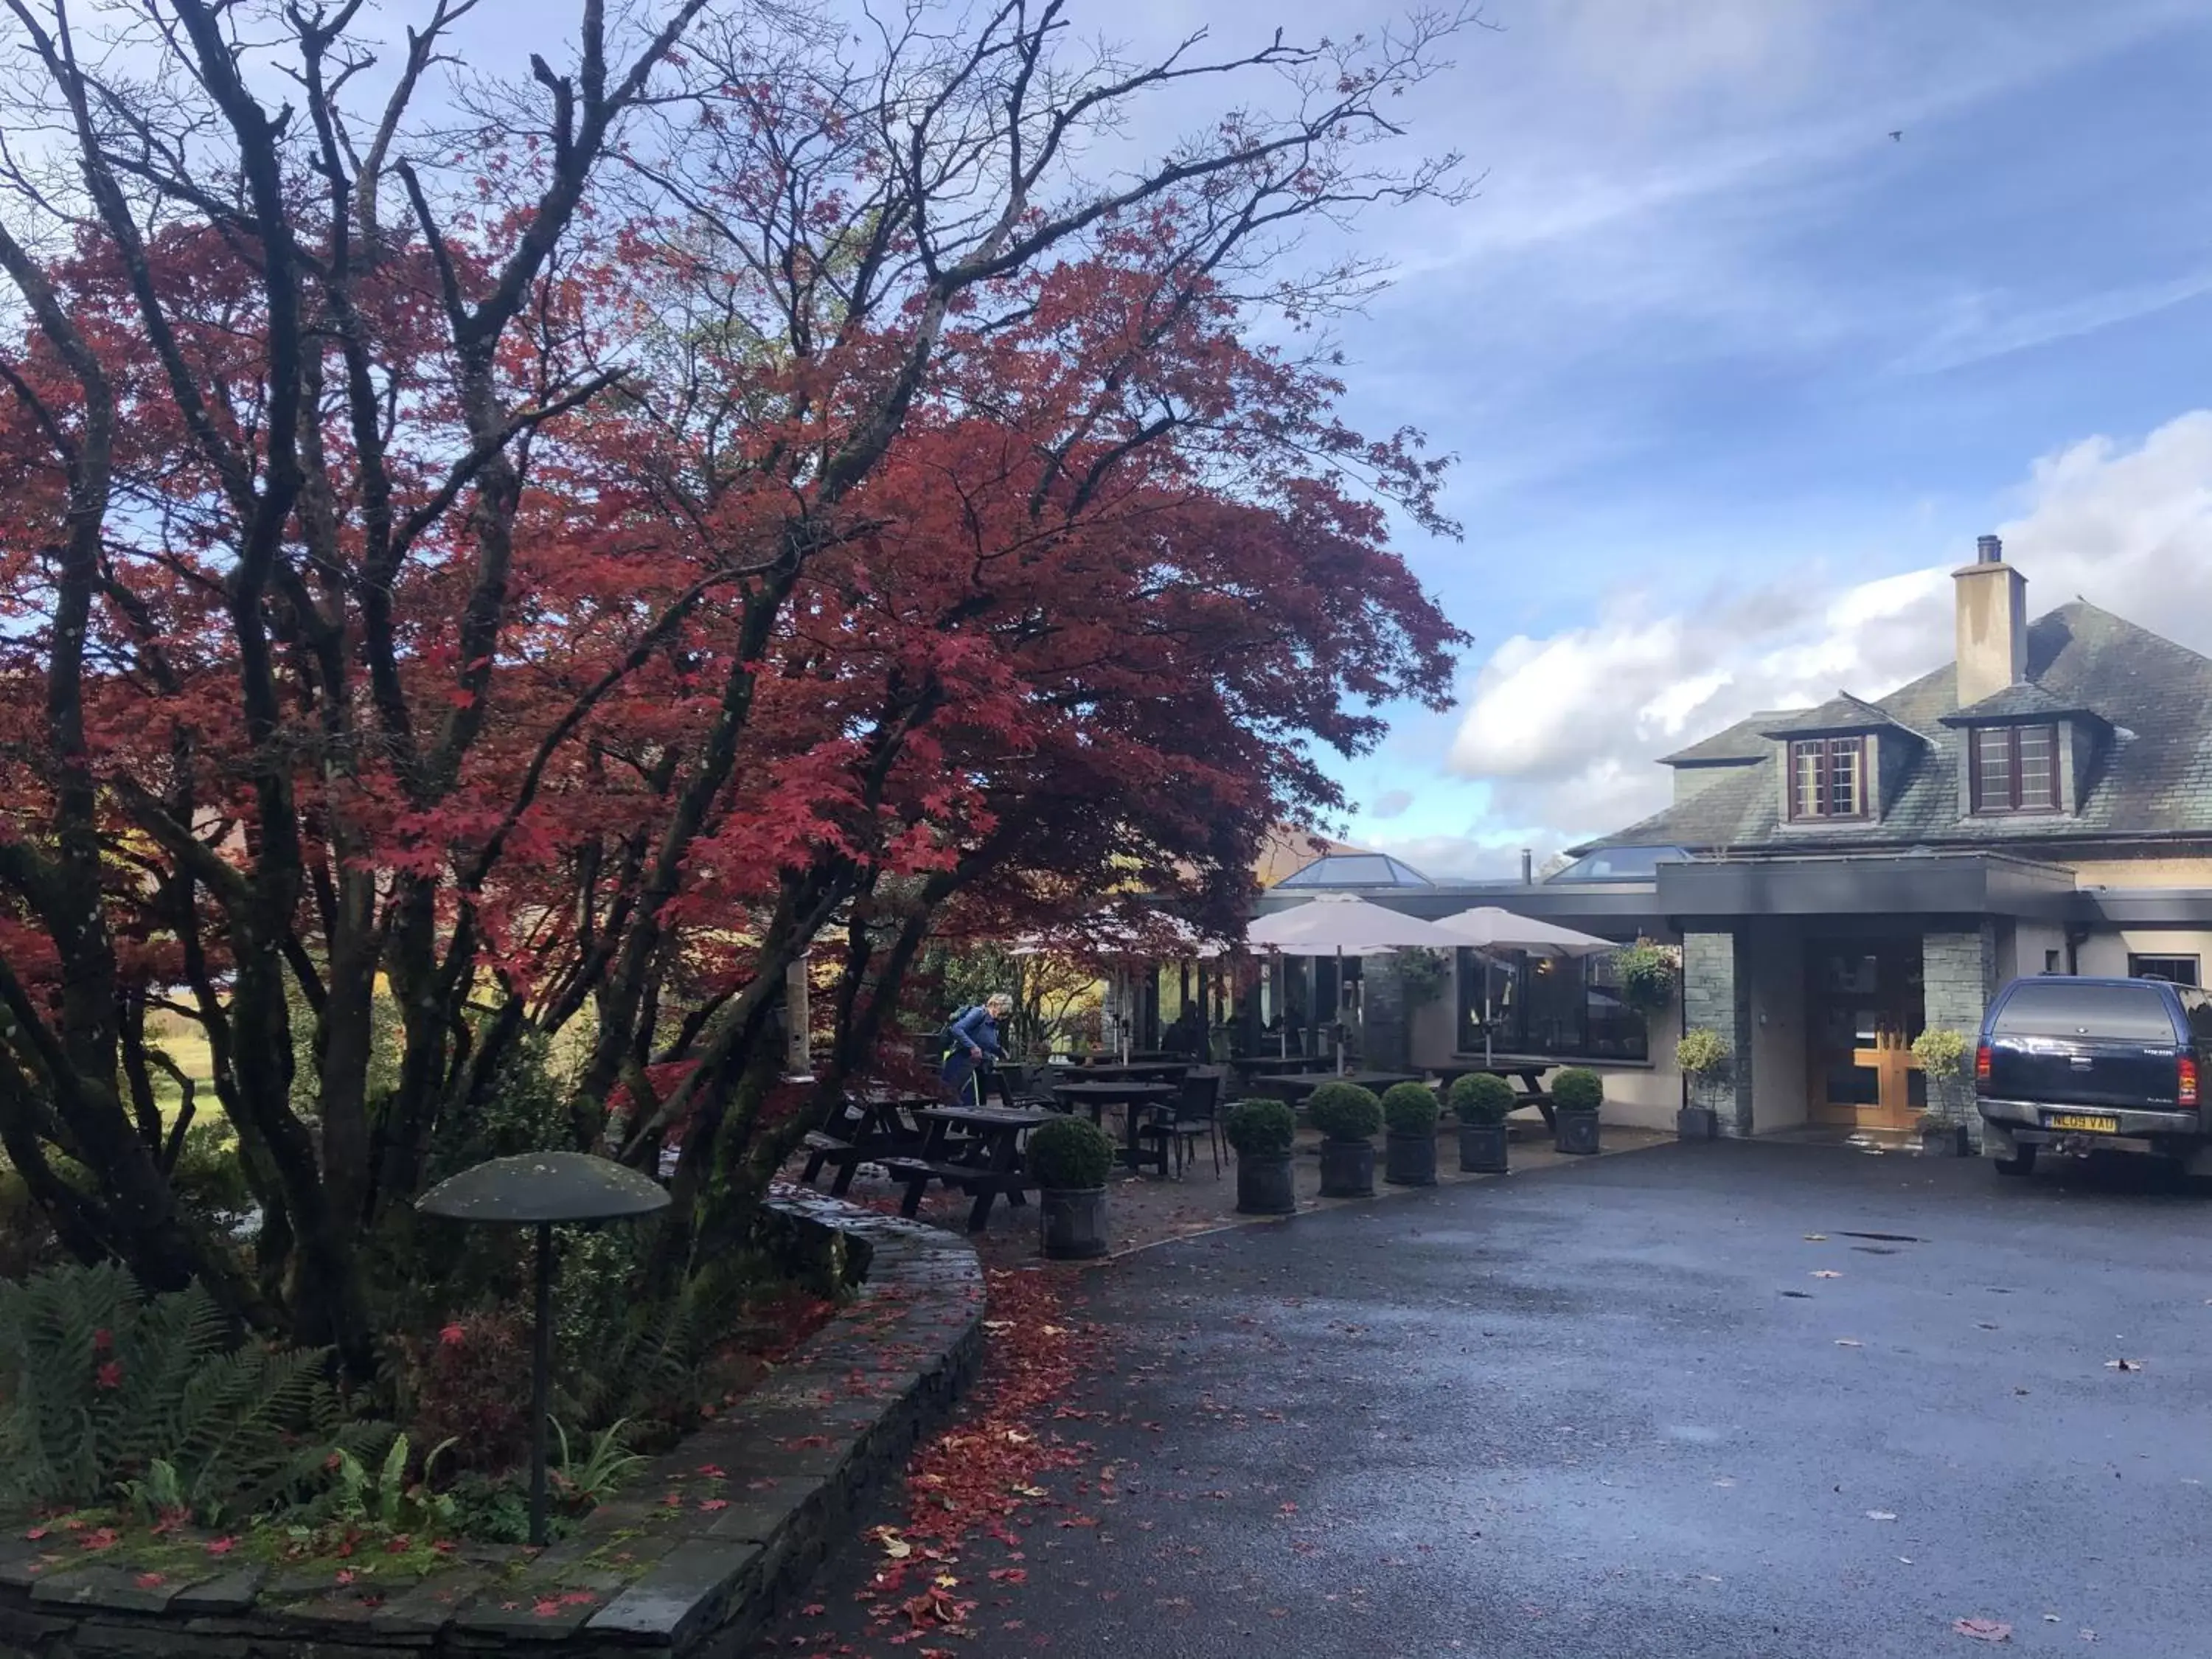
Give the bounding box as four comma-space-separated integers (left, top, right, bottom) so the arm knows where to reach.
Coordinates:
881, 1104, 1052, 1231
1049, 1079, 1179, 1174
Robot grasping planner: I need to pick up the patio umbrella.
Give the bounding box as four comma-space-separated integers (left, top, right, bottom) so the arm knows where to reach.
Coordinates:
1245, 897, 1461, 1071
1431, 906, 1615, 1065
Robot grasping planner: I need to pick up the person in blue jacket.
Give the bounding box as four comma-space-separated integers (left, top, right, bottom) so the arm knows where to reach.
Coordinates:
941, 992, 1013, 1107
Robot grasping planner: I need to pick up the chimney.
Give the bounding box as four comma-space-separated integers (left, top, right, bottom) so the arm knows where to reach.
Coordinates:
1952, 532, 2026, 706
1520, 848, 1534, 885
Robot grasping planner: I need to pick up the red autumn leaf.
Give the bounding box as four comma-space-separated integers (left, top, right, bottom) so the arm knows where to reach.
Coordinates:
206, 1537, 237, 1557
1953, 1619, 2012, 1642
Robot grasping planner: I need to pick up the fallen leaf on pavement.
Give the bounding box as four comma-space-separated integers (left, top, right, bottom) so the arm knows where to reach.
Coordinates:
1865, 1510, 1897, 1521
1804, 1234, 1828, 1241
2104, 1359, 2141, 1371
1953, 1618, 2012, 1641
1834, 1339, 1863, 1348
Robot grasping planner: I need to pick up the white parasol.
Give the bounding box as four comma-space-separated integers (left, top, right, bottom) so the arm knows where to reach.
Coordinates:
1245, 897, 1461, 1071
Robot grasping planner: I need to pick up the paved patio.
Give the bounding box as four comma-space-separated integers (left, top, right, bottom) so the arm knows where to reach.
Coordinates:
751, 1138, 2212, 1657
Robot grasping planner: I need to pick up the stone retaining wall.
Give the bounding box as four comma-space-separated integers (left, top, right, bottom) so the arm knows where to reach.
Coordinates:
0, 1188, 984, 1659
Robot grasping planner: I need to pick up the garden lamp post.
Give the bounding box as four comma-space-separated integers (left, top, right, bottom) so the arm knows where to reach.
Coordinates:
417, 1152, 671, 1546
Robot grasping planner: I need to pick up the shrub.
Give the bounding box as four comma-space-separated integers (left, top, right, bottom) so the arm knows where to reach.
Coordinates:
1449, 1072, 1517, 1125
395, 1309, 533, 1475
1306, 1082, 1382, 1143
1674, 1027, 1731, 1077
1551, 1067, 1604, 1113
169, 1121, 255, 1222
1614, 939, 1680, 1013
1915, 1110, 1950, 1135
1911, 1026, 1972, 1081
1380, 1082, 1440, 1135
0, 1262, 380, 1523
1027, 1114, 1116, 1189
1224, 1098, 1295, 1156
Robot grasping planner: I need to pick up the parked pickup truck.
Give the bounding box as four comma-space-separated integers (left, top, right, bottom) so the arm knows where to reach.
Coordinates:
1977, 975, 2212, 1176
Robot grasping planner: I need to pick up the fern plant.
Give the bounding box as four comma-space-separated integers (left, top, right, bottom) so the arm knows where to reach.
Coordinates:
0, 1262, 382, 1524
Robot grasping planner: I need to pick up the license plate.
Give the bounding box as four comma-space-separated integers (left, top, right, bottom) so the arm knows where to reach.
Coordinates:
2047, 1112, 2119, 1134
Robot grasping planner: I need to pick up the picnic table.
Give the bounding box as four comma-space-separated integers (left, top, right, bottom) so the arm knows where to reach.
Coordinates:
880, 1105, 1051, 1231
1236, 1054, 1329, 1077
798, 1092, 934, 1196
1270, 1070, 1424, 1103
1045, 1060, 1188, 1084
1050, 1079, 1178, 1175
1430, 1058, 1558, 1130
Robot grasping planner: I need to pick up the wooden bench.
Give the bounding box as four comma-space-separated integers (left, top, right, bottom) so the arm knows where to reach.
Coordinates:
879, 1157, 1032, 1231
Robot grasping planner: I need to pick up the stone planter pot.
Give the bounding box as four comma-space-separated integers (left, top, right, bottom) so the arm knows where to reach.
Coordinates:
1384, 1130, 1438, 1187
1039, 1186, 1109, 1259
1676, 1105, 1718, 1141
1234, 1150, 1298, 1215
1554, 1107, 1601, 1156
1919, 1124, 1971, 1159
1458, 1121, 1509, 1173
1317, 1138, 1376, 1198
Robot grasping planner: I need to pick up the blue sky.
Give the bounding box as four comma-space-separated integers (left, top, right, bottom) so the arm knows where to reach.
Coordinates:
1152, 0, 2212, 874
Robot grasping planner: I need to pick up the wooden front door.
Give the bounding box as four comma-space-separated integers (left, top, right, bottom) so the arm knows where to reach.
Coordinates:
1806, 937, 1927, 1130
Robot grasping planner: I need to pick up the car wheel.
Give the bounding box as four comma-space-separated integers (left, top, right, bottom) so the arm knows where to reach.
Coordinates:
1994, 1145, 2037, 1178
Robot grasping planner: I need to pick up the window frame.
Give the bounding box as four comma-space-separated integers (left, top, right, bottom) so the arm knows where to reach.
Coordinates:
1455, 947, 1649, 1063
2127, 953, 2201, 989
1786, 735, 1869, 823
1968, 723, 2061, 815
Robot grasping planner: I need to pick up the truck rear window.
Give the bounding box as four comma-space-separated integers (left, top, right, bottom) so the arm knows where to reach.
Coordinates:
1993, 982, 2175, 1041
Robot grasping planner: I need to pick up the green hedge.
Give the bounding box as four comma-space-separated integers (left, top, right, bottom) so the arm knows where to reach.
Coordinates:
1026, 1114, 1116, 1189
1551, 1067, 1604, 1113
1306, 1082, 1382, 1143
1449, 1072, 1517, 1125
1380, 1081, 1440, 1135
1225, 1098, 1296, 1156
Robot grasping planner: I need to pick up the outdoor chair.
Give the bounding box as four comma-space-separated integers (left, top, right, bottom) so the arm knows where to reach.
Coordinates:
1138, 1066, 1225, 1179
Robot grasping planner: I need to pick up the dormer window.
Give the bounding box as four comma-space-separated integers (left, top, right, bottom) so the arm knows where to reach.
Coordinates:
1969, 723, 2059, 814
1788, 737, 1867, 821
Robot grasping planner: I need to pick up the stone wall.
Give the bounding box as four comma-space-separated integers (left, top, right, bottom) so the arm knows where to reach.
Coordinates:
1923, 924, 1998, 1147
1683, 931, 1754, 1135
0, 1191, 984, 1659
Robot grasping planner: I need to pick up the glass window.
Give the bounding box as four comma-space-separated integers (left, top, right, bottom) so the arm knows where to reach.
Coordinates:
1455, 947, 1648, 1061
2129, 954, 2201, 988
1993, 981, 2175, 1041
1971, 724, 2060, 813
1788, 737, 1866, 821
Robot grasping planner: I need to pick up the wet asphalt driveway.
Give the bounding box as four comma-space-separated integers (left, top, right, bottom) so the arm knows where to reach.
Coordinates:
754, 1141, 2212, 1657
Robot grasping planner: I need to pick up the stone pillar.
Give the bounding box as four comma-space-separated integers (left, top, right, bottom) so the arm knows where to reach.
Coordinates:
1683, 931, 1754, 1136
1361, 954, 1408, 1072
1922, 924, 1998, 1148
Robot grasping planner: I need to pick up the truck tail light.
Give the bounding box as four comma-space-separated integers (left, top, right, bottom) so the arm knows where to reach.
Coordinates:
1975, 1043, 1992, 1088
2181, 1055, 2199, 1109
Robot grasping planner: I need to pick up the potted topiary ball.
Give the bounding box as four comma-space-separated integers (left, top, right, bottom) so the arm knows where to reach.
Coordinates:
1026, 1114, 1116, 1259
1549, 1066, 1604, 1155
1380, 1082, 1440, 1187
1307, 1082, 1382, 1198
1225, 1097, 1298, 1216
1450, 1072, 1515, 1173
1673, 1026, 1730, 1141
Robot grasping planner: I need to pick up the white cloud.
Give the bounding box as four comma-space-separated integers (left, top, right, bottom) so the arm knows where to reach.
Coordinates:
1441, 410, 2212, 846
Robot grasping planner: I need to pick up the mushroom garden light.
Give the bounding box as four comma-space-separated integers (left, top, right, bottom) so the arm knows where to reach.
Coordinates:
416, 1152, 671, 1545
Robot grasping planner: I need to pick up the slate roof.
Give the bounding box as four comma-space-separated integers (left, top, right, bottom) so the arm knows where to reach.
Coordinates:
1581, 601, 2212, 855
1759, 692, 1926, 742
1658, 712, 1799, 766
1937, 680, 2101, 727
